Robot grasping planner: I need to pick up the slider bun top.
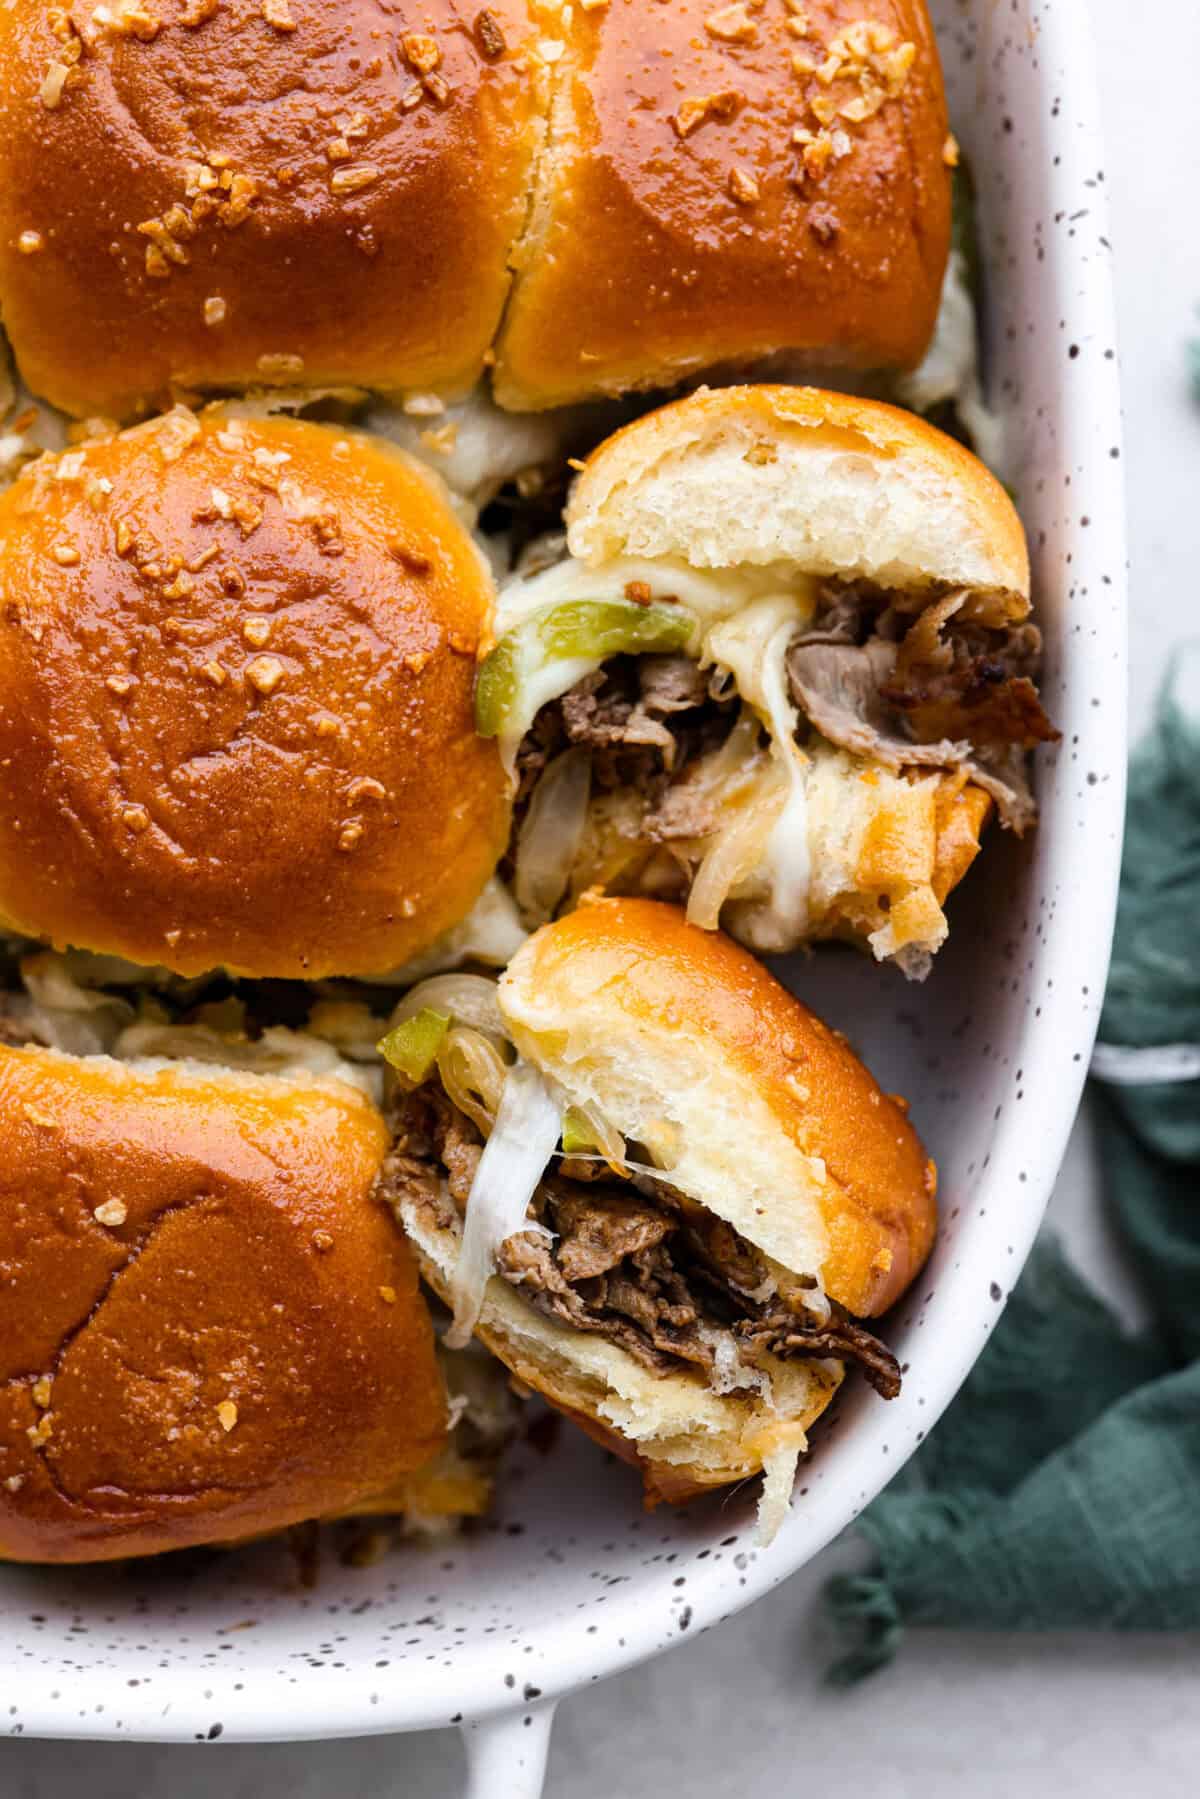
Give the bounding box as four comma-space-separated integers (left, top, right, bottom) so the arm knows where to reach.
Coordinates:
0, 410, 510, 978
0, 0, 541, 419
498, 896, 937, 1318
0, 1045, 446, 1563
567, 384, 1031, 622
0, 0, 950, 418
494, 0, 951, 408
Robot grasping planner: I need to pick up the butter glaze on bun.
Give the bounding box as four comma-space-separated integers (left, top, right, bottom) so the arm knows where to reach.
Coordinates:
0, 0, 542, 418
0, 0, 951, 418
0, 409, 511, 978
0, 1045, 446, 1563
494, 0, 952, 408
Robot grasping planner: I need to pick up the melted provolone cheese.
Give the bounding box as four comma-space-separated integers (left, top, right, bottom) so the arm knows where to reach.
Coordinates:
496, 552, 790, 636
7, 951, 381, 1098
368, 879, 529, 986
367, 386, 590, 505
498, 554, 824, 944
703, 592, 818, 945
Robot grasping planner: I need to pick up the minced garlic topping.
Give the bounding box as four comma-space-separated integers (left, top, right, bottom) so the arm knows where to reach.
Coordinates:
789, 15, 916, 184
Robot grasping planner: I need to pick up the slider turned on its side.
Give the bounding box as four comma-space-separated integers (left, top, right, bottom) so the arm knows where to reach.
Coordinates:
381, 896, 937, 1532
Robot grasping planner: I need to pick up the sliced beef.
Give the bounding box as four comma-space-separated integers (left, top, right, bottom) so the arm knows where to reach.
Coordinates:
640, 769, 722, 844
435, 1103, 483, 1209
384, 1086, 902, 1399
496, 1229, 590, 1324
962, 745, 1043, 829
560, 669, 678, 765
513, 721, 553, 810
556, 653, 722, 774
741, 1308, 902, 1400
597, 1246, 715, 1372
646, 1183, 775, 1299
550, 1186, 674, 1282
495, 1225, 710, 1377
503, 654, 739, 896
380, 1084, 481, 1242
517, 655, 735, 813
898, 674, 1057, 757
794, 582, 884, 645
637, 653, 712, 716
375, 1143, 452, 1243
785, 638, 937, 766
786, 590, 1058, 834
883, 609, 1058, 754
507, 1177, 713, 1374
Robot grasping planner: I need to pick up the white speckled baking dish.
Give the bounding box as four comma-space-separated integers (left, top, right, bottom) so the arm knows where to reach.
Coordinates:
0, 2, 1125, 1792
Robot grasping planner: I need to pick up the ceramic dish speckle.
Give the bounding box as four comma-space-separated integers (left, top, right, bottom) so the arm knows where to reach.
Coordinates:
1, 0, 1125, 1784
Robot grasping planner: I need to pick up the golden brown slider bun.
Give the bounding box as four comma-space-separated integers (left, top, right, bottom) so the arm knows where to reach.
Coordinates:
0, 0, 542, 419
567, 384, 1030, 622
0, 409, 511, 978
398, 897, 934, 1505
0, 2, 949, 420
494, 0, 952, 409
0, 1044, 447, 1564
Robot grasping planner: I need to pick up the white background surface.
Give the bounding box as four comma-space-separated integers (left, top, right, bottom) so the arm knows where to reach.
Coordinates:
9, 1, 1200, 1792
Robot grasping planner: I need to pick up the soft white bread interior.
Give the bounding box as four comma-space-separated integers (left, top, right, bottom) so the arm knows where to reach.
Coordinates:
565, 385, 1030, 623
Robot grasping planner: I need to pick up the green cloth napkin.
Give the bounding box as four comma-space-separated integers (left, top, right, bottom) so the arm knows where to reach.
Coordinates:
825, 650, 1200, 1683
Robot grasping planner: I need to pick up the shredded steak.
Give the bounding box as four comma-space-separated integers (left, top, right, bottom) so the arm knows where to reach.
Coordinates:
785, 587, 1059, 834
783, 638, 929, 766
549, 1186, 674, 1281
511, 584, 1055, 897
739, 1313, 902, 1401
512, 654, 735, 824
560, 669, 678, 765
636, 653, 712, 715
381, 1087, 902, 1400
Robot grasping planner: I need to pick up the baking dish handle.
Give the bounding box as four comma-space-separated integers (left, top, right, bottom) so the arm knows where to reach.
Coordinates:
461, 1700, 557, 1799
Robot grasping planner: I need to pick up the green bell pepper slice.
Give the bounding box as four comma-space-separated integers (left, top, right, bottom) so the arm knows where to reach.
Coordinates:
560, 1105, 599, 1156
475, 598, 694, 744
378, 1008, 451, 1085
